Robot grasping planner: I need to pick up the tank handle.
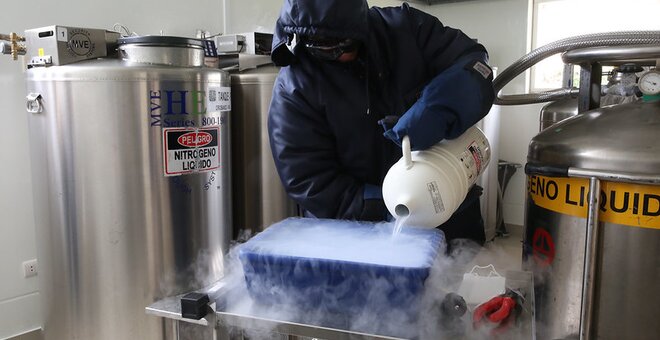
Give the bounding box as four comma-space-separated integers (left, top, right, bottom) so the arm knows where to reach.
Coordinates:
402, 136, 413, 170
524, 163, 569, 177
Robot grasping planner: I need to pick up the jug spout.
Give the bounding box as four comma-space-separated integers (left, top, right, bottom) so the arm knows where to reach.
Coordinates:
394, 202, 410, 218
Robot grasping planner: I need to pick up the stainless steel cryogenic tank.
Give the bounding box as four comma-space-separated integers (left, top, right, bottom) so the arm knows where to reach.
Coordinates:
524, 99, 660, 339
230, 66, 298, 236
539, 66, 640, 132
24, 29, 231, 340
488, 32, 660, 340
539, 98, 578, 131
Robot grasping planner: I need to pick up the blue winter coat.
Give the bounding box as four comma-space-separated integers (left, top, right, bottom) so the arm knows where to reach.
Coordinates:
268, 0, 495, 227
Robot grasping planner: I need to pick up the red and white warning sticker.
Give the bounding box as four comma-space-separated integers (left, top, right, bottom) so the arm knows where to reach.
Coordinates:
532, 227, 555, 267
162, 127, 220, 176
460, 141, 484, 181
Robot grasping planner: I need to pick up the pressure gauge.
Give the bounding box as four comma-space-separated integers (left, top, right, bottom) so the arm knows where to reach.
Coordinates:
638, 70, 660, 96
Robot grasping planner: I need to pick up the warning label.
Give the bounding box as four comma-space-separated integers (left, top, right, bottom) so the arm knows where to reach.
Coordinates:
427, 181, 445, 214
532, 228, 555, 267
163, 127, 220, 176
460, 141, 483, 181
528, 175, 660, 230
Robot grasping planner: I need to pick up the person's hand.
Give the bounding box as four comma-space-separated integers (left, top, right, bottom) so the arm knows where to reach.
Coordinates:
382, 99, 451, 150
381, 52, 494, 151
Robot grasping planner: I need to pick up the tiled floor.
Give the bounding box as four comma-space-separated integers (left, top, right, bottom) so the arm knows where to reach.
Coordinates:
8, 329, 41, 340
470, 224, 524, 273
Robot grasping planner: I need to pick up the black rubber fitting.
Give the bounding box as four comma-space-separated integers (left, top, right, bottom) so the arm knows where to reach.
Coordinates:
180, 292, 211, 320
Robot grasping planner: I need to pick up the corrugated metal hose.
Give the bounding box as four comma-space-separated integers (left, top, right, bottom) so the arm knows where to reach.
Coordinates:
493, 31, 660, 105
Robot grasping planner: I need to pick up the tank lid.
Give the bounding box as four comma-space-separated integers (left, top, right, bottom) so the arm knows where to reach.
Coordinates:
118, 35, 205, 67
118, 36, 204, 48
528, 100, 660, 176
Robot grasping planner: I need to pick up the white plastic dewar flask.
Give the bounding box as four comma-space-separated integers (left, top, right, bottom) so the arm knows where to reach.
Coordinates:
382, 126, 491, 228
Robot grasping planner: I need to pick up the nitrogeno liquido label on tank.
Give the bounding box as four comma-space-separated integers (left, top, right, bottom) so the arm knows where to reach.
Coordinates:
528, 175, 660, 230
162, 127, 220, 176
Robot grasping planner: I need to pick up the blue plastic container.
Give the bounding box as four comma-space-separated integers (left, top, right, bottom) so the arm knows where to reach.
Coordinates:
238, 218, 445, 328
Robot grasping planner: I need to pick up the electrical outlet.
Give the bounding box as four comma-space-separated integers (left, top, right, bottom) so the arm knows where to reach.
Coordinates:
23, 259, 38, 278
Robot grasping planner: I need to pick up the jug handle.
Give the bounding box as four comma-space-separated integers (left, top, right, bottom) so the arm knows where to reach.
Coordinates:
402, 136, 413, 170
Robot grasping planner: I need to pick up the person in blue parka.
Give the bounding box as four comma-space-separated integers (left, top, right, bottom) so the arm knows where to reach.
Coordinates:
267, 0, 495, 244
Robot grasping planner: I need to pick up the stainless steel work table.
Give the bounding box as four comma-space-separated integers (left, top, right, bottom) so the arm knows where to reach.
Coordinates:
147, 270, 535, 339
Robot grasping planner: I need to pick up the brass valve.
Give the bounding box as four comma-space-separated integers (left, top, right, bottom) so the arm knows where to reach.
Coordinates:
0, 32, 27, 60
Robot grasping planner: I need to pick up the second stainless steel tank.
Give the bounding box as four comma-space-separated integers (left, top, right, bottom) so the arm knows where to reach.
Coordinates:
539, 98, 578, 131
230, 66, 298, 237
525, 99, 660, 339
